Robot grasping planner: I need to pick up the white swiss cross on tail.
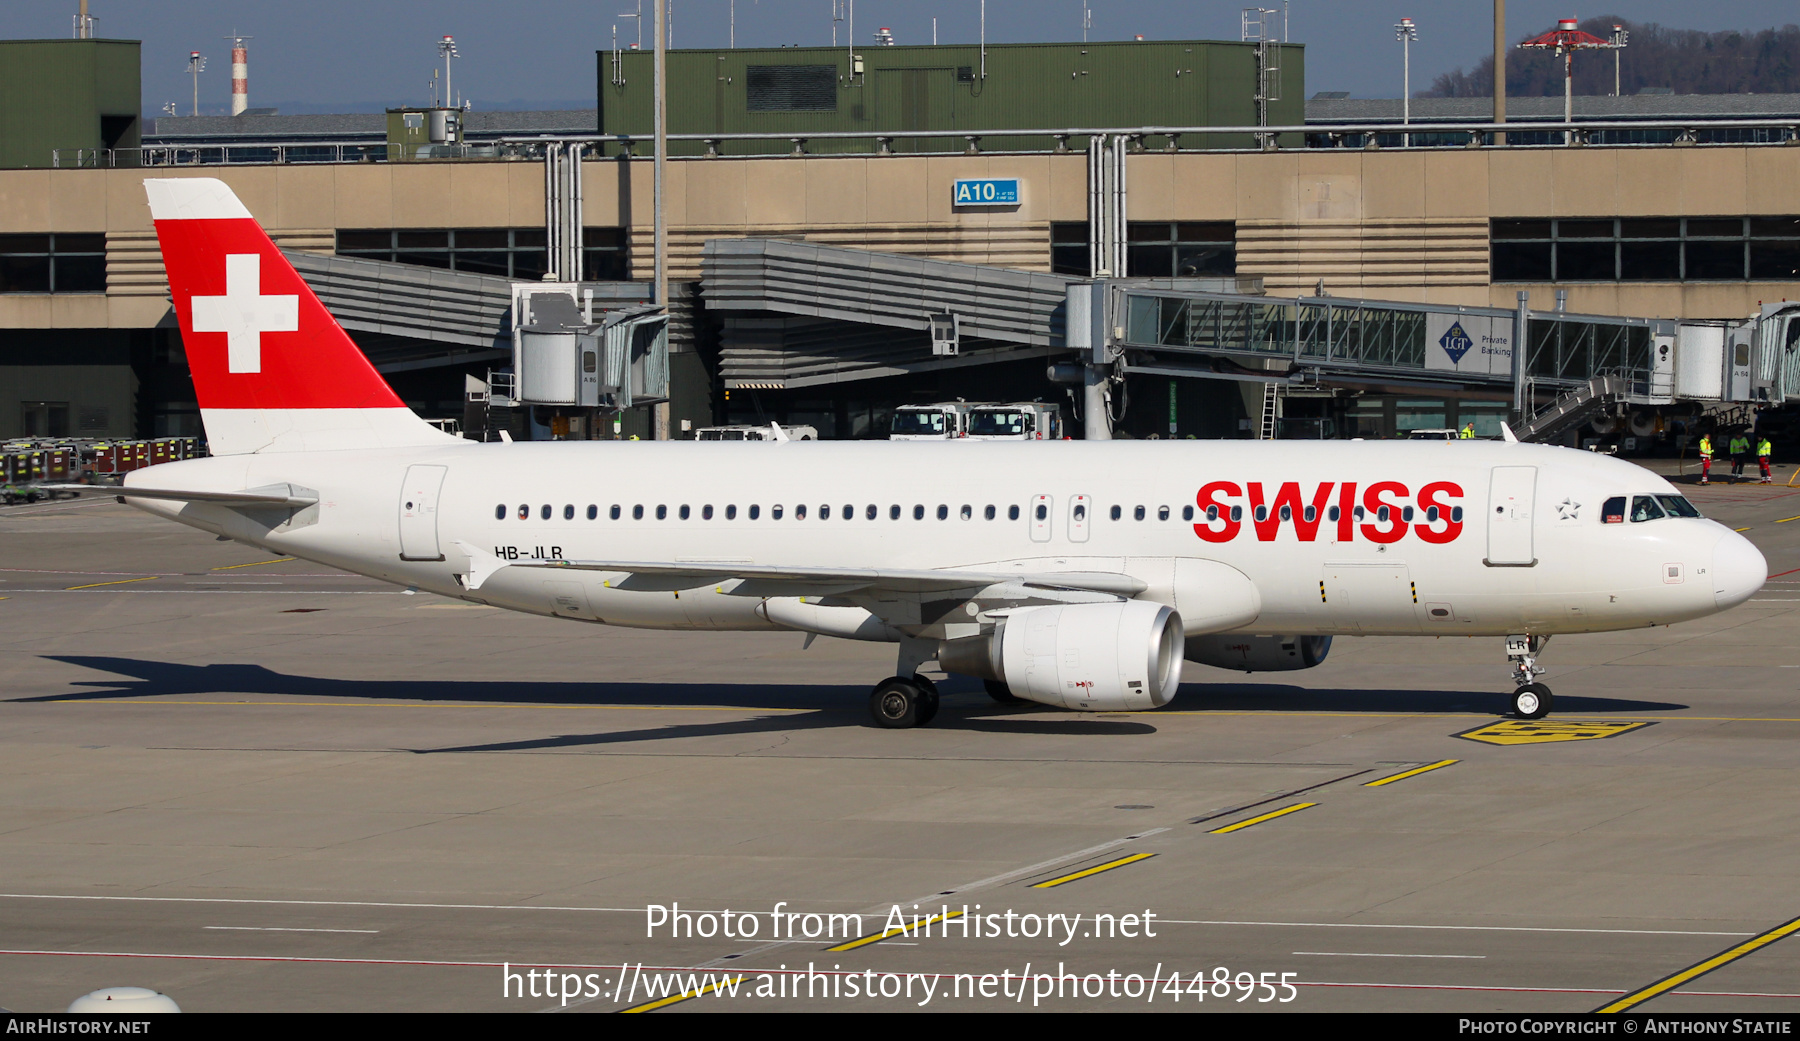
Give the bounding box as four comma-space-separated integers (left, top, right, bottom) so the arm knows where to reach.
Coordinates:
189, 253, 299, 373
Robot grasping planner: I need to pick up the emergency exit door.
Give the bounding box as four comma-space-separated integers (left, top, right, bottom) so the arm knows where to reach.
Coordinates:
1486, 466, 1537, 566
399, 464, 448, 561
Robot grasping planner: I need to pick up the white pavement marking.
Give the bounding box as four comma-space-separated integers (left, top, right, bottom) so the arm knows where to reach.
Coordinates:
204, 926, 379, 934
1294, 951, 1485, 959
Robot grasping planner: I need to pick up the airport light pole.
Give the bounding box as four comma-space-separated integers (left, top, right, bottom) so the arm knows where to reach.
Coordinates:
1493, 0, 1506, 145
438, 36, 459, 108
187, 52, 206, 116
1611, 24, 1629, 96
1395, 18, 1417, 147
652, 0, 670, 440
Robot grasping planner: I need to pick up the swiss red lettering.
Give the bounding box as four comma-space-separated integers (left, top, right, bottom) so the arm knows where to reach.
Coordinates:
1247, 481, 1336, 541
1414, 481, 1465, 544
1193, 481, 1241, 543
1336, 482, 1358, 542
1359, 481, 1409, 544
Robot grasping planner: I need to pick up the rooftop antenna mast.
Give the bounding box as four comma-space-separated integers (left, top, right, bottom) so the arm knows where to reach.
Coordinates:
74, 0, 96, 38
832, 1, 843, 48
1081, 1, 1091, 43
619, 0, 642, 50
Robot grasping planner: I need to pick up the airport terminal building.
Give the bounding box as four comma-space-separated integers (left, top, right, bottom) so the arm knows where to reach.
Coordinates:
4, 37, 1800, 442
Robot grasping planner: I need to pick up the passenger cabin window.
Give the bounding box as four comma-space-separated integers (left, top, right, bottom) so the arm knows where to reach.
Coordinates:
1009, 505, 1020, 521
518, 504, 529, 519
1111, 505, 1122, 521
1183, 505, 1194, 521
494, 504, 505, 520
960, 505, 972, 520
1134, 505, 1146, 521
751, 505, 762, 519
563, 504, 574, 520
656, 505, 668, 520
937, 505, 949, 520
633, 505, 644, 520
984, 505, 996, 520
866, 504, 877, 520
1034, 503, 1048, 521
1073, 503, 1087, 521
1603, 496, 1626, 524
540, 504, 551, 520
796, 504, 807, 519
702, 505, 713, 520
726, 505, 737, 520
610, 505, 622, 520
913, 505, 925, 520
587, 504, 598, 520
1158, 506, 1170, 521
771, 505, 782, 520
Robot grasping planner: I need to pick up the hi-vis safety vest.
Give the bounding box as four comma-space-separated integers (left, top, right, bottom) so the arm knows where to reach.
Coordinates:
1700, 437, 1713, 456
1760, 439, 1773, 456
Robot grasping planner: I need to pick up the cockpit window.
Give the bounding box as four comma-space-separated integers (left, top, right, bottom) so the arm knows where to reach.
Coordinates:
1602, 496, 1626, 524
1656, 495, 1702, 518
1630, 495, 1665, 522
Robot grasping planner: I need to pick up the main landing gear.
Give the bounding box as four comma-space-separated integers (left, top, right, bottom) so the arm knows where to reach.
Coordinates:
1506, 634, 1553, 720
869, 675, 938, 729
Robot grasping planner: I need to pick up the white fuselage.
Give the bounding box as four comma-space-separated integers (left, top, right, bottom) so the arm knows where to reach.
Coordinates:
125, 439, 1759, 639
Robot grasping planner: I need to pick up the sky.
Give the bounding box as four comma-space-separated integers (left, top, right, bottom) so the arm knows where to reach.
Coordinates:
5, 1, 1797, 115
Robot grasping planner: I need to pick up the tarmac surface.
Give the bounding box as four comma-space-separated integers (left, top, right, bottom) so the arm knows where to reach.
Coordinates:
1, 457, 1798, 1013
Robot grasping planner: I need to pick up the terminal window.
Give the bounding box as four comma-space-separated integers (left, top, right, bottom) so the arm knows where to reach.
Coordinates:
337, 229, 557, 280
1049, 222, 1237, 278
0, 234, 106, 294
1492, 217, 1800, 282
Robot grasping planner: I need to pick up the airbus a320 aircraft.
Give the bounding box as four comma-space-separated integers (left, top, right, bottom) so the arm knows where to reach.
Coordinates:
57, 178, 1769, 728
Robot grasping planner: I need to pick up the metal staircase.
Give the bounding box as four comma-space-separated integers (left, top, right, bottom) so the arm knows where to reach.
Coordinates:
1516, 374, 1629, 443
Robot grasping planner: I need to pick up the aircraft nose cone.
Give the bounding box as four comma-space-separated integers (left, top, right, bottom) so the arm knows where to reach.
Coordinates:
1713, 529, 1767, 610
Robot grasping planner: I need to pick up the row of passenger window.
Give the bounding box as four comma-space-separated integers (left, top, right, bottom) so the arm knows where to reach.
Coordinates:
497, 502, 1029, 521
492, 501, 1468, 524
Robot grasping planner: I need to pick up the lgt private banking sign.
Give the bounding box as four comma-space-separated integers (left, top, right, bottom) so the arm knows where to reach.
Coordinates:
952, 178, 1020, 207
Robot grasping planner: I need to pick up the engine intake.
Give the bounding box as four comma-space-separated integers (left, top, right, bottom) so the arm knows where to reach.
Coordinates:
939, 601, 1184, 711
1184, 634, 1332, 673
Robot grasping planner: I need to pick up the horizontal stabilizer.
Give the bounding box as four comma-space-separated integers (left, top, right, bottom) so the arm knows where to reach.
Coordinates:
40, 484, 319, 508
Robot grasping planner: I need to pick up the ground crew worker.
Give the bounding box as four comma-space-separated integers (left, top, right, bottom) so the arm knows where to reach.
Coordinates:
1730, 433, 1751, 480
1460, 422, 1475, 439
1759, 435, 1774, 484
1699, 434, 1713, 484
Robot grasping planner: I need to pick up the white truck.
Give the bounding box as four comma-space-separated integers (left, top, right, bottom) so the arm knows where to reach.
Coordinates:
888, 402, 973, 440
963, 402, 1065, 441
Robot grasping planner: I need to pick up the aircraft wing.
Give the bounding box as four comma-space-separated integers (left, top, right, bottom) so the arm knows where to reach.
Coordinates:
453, 542, 1145, 597
37, 483, 319, 508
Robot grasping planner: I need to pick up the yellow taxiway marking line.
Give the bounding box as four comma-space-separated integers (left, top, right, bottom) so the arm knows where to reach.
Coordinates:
1364, 760, 1459, 787
210, 558, 295, 571
63, 576, 156, 590
56, 699, 809, 713
1777, 516, 1800, 524
827, 910, 966, 952
1209, 802, 1317, 834
620, 973, 746, 1013
1030, 852, 1158, 890
1595, 912, 1800, 1013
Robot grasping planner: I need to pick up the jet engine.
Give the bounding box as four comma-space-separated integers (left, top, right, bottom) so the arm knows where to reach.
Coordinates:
1184, 634, 1332, 673
938, 600, 1184, 711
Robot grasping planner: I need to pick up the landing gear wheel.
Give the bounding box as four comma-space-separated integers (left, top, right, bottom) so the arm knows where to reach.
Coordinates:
984, 679, 1022, 705
1512, 683, 1554, 720
870, 677, 928, 729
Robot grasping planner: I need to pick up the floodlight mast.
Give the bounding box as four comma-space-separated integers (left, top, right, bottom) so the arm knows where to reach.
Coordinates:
187, 51, 206, 117
1518, 18, 1623, 143
1395, 18, 1418, 146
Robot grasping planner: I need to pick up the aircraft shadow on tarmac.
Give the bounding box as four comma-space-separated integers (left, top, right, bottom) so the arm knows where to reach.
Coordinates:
29, 655, 1162, 746
24, 657, 1685, 751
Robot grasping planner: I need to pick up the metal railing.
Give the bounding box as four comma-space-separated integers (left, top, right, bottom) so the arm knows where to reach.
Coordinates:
49, 117, 1800, 168
502, 118, 1800, 158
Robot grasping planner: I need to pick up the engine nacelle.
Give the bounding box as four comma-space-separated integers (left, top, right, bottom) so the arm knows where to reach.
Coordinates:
939, 601, 1184, 711
1184, 634, 1332, 673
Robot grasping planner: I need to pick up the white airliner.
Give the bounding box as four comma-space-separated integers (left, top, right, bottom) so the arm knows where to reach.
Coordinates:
56, 178, 1769, 728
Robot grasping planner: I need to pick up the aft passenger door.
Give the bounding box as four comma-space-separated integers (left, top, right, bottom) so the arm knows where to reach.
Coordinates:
1486, 466, 1537, 566
398, 464, 448, 561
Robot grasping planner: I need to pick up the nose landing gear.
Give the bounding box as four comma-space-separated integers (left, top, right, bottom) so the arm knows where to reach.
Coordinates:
1506, 634, 1553, 719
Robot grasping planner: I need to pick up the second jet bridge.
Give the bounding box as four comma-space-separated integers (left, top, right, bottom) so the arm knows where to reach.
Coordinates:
512, 285, 669, 410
